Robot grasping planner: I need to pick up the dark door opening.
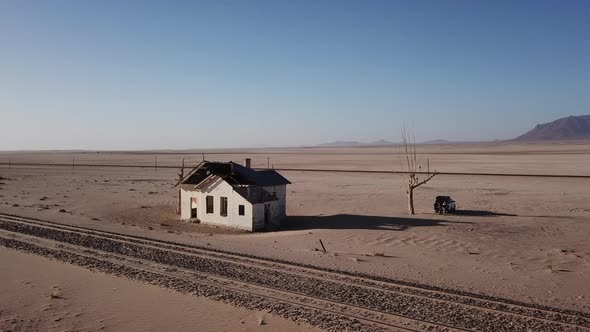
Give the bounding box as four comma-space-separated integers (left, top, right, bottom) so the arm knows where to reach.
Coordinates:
264, 204, 270, 229
191, 197, 198, 219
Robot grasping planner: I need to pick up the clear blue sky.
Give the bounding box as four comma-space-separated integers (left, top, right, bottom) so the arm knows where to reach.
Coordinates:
1, 0, 589, 150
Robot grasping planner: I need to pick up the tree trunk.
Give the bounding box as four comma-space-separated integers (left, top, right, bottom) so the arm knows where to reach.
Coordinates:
407, 188, 415, 215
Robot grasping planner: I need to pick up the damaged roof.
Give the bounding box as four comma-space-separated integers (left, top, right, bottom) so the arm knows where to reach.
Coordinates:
234, 186, 278, 204
177, 161, 291, 187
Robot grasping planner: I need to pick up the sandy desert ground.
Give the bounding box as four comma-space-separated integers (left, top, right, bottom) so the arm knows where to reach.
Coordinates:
0, 250, 319, 332
1, 142, 590, 330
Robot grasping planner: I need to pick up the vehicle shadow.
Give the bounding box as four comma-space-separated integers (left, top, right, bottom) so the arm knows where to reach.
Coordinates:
453, 210, 516, 217
282, 214, 472, 231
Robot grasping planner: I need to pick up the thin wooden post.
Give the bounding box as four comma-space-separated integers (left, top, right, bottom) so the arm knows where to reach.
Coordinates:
155, 155, 158, 170
202, 153, 205, 161
72, 155, 75, 169
319, 239, 327, 253
176, 158, 185, 215
8, 160, 10, 169
267, 157, 270, 168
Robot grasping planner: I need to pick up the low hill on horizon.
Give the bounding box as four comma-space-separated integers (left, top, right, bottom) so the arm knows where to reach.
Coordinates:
316, 138, 457, 147
316, 139, 396, 147
515, 115, 590, 141
422, 139, 451, 144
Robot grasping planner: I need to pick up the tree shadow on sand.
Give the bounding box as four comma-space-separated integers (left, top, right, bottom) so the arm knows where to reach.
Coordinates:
282, 214, 473, 231
453, 210, 516, 217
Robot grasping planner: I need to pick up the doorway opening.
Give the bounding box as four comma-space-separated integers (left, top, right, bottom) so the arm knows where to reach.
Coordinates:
264, 204, 270, 229
191, 197, 198, 219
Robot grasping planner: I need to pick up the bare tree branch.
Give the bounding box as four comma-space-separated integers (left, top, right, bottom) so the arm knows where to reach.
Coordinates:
413, 172, 437, 189
400, 124, 438, 214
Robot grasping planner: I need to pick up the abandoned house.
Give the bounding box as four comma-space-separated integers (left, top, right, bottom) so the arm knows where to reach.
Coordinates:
175, 159, 291, 231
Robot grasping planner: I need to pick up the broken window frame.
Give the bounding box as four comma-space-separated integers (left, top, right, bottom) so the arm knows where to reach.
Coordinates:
220, 196, 228, 217
206, 196, 214, 214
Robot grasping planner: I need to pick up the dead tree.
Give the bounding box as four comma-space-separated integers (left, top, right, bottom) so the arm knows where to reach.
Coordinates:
176, 158, 185, 214
401, 125, 437, 215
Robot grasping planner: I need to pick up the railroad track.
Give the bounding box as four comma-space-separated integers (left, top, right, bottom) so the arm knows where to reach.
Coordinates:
0, 213, 589, 332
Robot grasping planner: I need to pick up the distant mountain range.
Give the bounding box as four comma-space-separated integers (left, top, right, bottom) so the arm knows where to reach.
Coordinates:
316, 115, 590, 147
316, 139, 396, 147
316, 139, 452, 147
515, 115, 590, 141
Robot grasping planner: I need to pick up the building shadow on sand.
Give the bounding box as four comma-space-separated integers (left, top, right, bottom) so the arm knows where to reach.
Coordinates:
282, 214, 473, 231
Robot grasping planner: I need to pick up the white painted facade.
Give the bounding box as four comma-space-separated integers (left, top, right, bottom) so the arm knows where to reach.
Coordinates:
180, 175, 287, 231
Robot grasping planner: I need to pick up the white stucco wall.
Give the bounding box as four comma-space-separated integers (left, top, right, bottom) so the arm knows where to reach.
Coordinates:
180, 186, 199, 220
180, 180, 288, 232
180, 177, 254, 231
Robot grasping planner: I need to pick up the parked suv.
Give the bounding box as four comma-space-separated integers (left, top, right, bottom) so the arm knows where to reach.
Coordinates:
434, 196, 456, 214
